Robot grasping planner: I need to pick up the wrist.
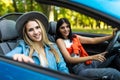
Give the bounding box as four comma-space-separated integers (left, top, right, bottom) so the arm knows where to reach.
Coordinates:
88, 56, 92, 60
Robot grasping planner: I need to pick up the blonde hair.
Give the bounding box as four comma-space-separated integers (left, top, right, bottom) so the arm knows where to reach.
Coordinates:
23, 19, 60, 62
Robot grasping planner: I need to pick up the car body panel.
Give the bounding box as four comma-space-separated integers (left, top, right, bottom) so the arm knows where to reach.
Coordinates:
0, 55, 86, 80
71, 0, 120, 20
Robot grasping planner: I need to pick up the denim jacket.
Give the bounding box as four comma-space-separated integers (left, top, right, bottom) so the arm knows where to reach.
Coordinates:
6, 40, 69, 74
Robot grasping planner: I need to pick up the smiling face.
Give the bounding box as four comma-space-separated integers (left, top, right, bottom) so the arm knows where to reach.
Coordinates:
56, 18, 72, 40
59, 22, 70, 39
25, 20, 42, 42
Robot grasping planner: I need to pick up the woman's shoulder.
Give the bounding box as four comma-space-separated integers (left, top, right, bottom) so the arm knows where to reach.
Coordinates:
17, 39, 25, 44
49, 43, 59, 50
56, 38, 64, 43
50, 43, 58, 48
16, 39, 28, 47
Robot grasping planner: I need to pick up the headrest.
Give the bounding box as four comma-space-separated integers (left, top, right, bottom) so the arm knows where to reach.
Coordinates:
48, 21, 57, 35
0, 20, 18, 41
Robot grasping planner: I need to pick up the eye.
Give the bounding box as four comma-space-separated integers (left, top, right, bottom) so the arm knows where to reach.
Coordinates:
60, 26, 65, 29
28, 28, 33, 32
36, 26, 40, 29
66, 25, 69, 28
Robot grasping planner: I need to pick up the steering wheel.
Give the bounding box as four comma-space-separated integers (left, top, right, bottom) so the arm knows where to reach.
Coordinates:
105, 31, 120, 57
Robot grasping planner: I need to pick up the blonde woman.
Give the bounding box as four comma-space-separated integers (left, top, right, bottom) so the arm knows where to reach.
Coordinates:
6, 12, 69, 74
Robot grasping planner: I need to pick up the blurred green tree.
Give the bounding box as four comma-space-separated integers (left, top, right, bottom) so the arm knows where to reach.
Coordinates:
0, 0, 112, 34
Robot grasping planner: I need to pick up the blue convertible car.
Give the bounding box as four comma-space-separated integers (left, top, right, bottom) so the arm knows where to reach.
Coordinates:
0, 0, 120, 80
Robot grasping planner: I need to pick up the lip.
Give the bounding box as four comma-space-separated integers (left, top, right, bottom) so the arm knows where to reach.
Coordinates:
64, 30, 69, 34
34, 34, 41, 39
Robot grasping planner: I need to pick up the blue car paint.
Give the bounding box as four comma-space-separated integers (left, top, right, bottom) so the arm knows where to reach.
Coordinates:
71, 0, 120, 19
0, 61, 58, 80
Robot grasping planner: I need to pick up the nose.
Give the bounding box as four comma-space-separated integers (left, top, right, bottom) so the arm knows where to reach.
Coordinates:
34, 29, 38, 34
65, 27, 68, 31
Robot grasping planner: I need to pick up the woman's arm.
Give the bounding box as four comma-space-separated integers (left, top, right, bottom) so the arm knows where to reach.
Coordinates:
78, 28, 117, 44
6, 45, 23, 57
78, 35, 113, 44
56, 39, 106, 64
6, 40, 34, 63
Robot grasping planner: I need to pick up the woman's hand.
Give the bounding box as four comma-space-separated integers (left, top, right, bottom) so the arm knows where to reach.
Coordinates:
90, 53, 106, 62
112, 28, 118, 37
13, 54, 34, 64
100, 51, 108, 56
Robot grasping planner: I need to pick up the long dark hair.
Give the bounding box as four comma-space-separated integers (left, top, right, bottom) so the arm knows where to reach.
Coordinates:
55, 18, 74, 42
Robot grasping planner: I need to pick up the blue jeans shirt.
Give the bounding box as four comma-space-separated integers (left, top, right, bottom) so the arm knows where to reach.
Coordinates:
6, 40, 69, 74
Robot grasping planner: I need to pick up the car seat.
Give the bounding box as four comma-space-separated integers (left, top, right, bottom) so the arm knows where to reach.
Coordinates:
0, 19, 18, 55
0, 13, 23, 21
48, 21, 57, 43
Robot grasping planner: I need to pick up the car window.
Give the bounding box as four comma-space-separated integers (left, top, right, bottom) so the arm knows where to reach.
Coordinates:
54, 6, 113, 35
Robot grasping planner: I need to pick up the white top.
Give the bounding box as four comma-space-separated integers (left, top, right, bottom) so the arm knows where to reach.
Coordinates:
64, 39, 80, 58
39, 53, 48, 67
64, 39, 72, 48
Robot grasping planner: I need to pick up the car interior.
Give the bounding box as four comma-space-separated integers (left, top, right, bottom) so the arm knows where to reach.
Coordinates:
0, 12, 77, 74
0, 13, 23, 21
0, 12, 91, 80
0, 11, 120, 80
48, 21, 57, 43
0, 19, 19, 55
0, 14, 58, 55
0, 13, 23, 55
1, 0, 120, 80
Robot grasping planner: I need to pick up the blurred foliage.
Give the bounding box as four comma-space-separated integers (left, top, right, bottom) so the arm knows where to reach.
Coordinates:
0, 0, 112, 34
72, 28, 112, 34
0, 0, 14, 15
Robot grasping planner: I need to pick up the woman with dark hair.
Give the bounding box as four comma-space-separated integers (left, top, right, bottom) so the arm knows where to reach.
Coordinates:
55, 18, 120, 80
